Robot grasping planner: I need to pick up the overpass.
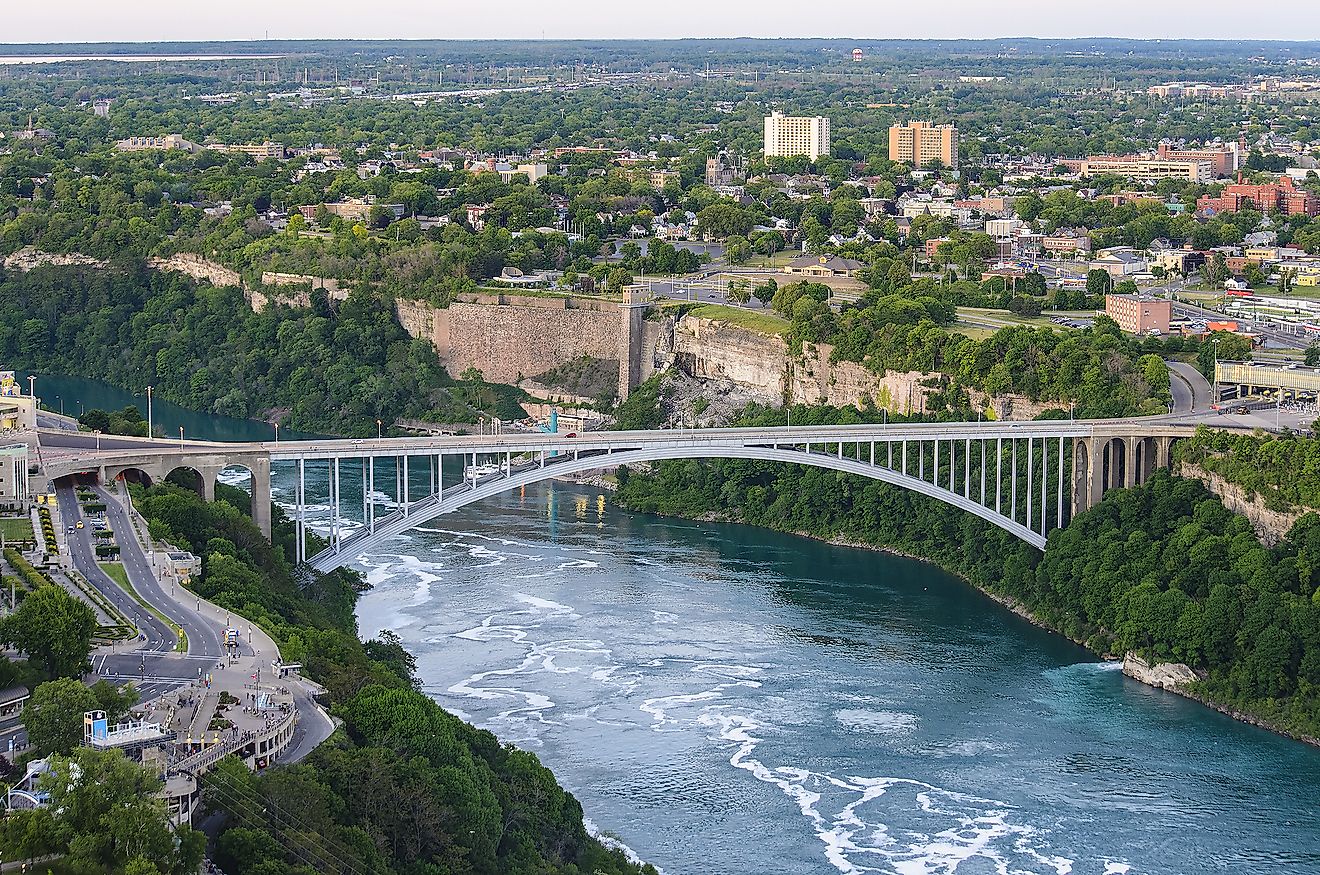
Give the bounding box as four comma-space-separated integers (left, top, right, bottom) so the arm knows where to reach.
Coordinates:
38, 419, 1201, 571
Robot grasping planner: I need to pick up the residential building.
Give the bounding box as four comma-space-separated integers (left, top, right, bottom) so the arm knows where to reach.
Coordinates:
92, 99, 112, 118
1078, 156, 1212, 183
888, 121, 959, 170
1105, 294, 1172, 334
783, 254, 865, 278
1196, 175, 1320, 218
114, 134, 197, 152
763, 112, 831, 162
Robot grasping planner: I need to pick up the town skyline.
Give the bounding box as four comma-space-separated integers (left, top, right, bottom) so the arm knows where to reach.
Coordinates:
3, 2, 1320, 44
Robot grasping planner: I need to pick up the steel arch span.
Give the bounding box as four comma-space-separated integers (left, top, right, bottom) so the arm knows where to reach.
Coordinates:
307, 443, 1055, 573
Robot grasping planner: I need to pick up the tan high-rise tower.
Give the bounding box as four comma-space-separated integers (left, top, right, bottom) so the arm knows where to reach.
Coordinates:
888, 121, 959, 169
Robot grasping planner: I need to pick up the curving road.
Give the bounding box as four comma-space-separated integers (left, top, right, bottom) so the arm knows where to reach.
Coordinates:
1167, 360, 1214, 413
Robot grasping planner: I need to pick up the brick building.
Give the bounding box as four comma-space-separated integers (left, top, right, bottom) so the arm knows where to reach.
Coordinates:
1105, 294, 1171, 334
1196, 175, 1320, 217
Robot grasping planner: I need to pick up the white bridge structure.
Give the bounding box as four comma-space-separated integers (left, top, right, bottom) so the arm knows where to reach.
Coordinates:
41, 419, 1197, 573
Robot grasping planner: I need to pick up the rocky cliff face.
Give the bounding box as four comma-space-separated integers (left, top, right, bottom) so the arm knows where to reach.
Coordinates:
1176, 462, 1304, 545
394, 296, 624, 385
1122, 652, 1199, 691
669, 315, 1052, 418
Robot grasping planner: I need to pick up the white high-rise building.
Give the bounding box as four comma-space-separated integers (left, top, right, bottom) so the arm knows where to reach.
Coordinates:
763, 111, 831, 162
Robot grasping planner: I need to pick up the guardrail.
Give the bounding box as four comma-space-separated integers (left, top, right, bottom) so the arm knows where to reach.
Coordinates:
170, 707, 297, 776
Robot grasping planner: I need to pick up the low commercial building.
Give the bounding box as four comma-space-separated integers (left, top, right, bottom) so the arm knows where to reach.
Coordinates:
114, 135, 197, 152
1078, 156, 1213, 183
1042, 232, 1092, 257
0, 371, 35, 433
784, 254, 865, 278
0, 444, 31, 511
1105, 294, 1171, 334
1091, 247, 1149, 277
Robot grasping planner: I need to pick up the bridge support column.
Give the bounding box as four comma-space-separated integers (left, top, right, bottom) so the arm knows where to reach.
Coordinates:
1123, 437, 1138, 489
1077, 438, 1104, 514
251, 456, 272, 539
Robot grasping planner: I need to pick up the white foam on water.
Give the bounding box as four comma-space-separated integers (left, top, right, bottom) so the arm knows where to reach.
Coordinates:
583, 816, 664, 874
629, 681, 1078, 875
1103, 864, 1131, 874
835, 709, 919, 736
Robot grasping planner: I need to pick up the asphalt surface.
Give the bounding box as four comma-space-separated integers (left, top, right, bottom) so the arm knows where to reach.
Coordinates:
55, 483, 174, 650
1167, 360, 1215, 413
92, 483, 226, 662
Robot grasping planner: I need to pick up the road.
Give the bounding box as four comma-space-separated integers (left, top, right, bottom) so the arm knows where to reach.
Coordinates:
1167, 360, 1214, 413
92, 483, 225, 663
55, 483, 174, 650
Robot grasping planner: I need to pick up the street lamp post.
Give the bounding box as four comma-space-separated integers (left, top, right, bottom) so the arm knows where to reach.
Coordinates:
179, 426, 184, 451
146, 385, 153, 438
94, 430, 101, 451
376, 419, 382, 439
55, 395, 63, 416
274, 423, 280, 445
1212, 337, 1220, 406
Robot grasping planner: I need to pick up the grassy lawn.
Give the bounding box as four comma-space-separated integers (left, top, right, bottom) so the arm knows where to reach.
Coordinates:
98, 562, 187, 652
0, 516, 34, 543
957, 307, 1063, 329
684, 303, 791, 336
950, 322, 999, 341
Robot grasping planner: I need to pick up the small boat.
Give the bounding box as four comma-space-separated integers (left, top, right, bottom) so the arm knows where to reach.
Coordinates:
464, 463, 504, 480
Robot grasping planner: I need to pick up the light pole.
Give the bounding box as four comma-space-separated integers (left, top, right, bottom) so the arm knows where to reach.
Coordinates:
146, 385, 153, 438
26, 375, 34, 399
1070, 400, 1075, 421
179, 426, 184, 451
94, 429, 101, 451
1212, 337, 1220, 406
55, 395, 63, 416
376, 419, 382, 439
274, 423, 280, 444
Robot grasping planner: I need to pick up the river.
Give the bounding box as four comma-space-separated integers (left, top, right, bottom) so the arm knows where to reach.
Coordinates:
44, 375, 1320, 874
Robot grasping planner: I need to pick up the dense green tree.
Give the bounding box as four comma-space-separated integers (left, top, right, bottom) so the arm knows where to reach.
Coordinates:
1, 585, 96, 678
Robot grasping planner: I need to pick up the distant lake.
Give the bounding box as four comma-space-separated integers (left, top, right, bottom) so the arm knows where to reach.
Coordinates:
0, 54, 285, 64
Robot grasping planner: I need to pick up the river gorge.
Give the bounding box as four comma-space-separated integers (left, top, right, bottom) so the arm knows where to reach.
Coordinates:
36, 373, 1320, 875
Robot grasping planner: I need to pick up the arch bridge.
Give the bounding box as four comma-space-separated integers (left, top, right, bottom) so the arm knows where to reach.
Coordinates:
40, 420, 1196, 574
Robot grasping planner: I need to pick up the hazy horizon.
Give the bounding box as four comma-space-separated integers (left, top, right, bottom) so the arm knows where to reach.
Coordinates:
4, 1, 1319, 45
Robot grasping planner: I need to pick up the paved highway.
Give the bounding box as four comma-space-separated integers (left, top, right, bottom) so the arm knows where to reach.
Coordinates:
92, 484, 225, 662
54, 483, 174, 650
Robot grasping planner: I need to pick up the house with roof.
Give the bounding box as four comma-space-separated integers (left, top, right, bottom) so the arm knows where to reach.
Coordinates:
784, 254, 866, 278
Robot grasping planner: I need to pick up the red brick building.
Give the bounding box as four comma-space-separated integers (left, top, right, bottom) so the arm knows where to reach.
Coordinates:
1196, 175, 1320, 217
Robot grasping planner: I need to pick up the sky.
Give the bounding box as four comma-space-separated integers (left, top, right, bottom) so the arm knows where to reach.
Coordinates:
3, 1, 1319, 44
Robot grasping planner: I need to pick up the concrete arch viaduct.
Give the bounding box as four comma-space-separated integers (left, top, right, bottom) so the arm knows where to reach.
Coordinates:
39, 420, 1200, 573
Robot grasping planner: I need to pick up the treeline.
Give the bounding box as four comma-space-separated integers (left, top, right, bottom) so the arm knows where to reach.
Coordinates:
1175, 426, 1320, 512
136, 479, 655, 875
0, 264, 525, 435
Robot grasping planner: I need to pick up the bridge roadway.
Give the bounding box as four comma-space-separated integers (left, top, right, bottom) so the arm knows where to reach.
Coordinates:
37, 416, 1217, 568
